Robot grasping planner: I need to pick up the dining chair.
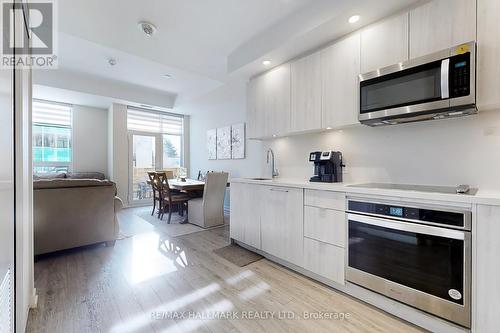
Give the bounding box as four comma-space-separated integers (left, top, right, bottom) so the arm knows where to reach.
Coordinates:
156, 172, 190, 224
147, 172, 162, 217
188, 172, 228, 228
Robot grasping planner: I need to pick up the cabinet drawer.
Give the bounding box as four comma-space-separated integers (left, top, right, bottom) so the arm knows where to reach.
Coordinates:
304, 190, 345, 211
303, 237, 345, 285
304, 206, 345, 247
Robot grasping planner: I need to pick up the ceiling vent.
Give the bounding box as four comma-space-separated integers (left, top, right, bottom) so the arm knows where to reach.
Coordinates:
138, 21, 158, 37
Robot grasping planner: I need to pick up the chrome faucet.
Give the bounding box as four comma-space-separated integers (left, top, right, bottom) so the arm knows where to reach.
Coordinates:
266, 148, 279, 178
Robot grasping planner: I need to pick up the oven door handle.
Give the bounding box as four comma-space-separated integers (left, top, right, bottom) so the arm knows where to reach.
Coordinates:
347, 213, 465, 240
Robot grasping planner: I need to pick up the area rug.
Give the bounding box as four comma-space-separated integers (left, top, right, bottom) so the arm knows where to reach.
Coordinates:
214, 244, 263, 267
136, 208, 229, 238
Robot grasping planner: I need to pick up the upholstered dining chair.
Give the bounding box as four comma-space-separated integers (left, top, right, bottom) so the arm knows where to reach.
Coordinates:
188, 172, 229, 228
156, 172, 190, 224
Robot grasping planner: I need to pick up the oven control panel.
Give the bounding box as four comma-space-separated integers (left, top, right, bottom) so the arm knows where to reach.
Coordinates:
348, 200, 470, 230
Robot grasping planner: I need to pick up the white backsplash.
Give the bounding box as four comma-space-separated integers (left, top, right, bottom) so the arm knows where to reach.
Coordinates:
262, 110, 500, 191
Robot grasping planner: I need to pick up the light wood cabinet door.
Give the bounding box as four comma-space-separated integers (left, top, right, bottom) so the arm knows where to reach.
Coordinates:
291, 52, 322, 132
230, 183, 261, 249
260, 64, 291, 137
361, 13, 409, 74
321, 33, 360, 128
304, 206, 346, 247
303, 238, 345, 285
246, 79, 260, 139
409, 0, 476, 59
477, 0, 500, 111
474, 205, 500, 332
261, 186, 303, 267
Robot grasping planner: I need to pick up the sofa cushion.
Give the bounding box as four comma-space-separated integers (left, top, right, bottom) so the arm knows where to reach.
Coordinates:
33, 179, 115, 190
67, 172, 106, 180
33, 173, 66, 180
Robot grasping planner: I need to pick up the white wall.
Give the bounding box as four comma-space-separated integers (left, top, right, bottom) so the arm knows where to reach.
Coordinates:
108, 103, 129, 203
177, 80, 263, 179
185, 78, 500, 192
72, 105, 108, 175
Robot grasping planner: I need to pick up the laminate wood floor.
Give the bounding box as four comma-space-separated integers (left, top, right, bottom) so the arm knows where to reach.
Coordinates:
26, 207, 426, 333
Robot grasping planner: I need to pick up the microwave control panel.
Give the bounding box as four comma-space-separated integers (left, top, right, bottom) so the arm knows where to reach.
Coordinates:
449, 52, 471, 98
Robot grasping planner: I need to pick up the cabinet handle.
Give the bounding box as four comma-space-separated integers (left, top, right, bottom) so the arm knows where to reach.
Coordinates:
269, 188, 289, 193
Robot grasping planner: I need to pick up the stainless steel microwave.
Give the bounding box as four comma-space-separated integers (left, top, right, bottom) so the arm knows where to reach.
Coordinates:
359, 41, 476, 126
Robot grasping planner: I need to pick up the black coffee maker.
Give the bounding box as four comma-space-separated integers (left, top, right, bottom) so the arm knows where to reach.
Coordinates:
309, 151, 344, 183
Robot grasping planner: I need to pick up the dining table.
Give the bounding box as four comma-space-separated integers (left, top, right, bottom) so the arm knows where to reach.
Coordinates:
168, 178, 206, 192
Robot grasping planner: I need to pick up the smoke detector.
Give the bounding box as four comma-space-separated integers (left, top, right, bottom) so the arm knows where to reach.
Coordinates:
138, 21, 158, 37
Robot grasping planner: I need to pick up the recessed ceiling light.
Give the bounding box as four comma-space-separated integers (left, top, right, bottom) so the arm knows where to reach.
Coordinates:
138, 21, 158, 37
272, 134, 277, 137
108, 58, 117, 66
262, 60, 272, 66
348, 15, 360, 24
162, 74, 173, 79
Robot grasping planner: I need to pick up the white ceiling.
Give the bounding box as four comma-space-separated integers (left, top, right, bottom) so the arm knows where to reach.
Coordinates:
35, 0, 423, 109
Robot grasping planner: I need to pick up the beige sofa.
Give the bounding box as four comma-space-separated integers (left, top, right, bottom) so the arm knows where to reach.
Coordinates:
34, 179, 123, 255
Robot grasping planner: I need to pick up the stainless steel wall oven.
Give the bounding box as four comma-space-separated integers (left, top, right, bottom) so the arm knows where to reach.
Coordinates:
346, 197, 471, 328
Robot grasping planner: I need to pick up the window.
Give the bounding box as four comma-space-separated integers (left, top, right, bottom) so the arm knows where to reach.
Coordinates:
127, 107, 185, 203
32, 101, 72, 174
127, 107, 184, 168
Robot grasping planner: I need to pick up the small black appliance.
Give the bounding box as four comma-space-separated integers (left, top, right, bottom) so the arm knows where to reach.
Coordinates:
309, 151, 344, 183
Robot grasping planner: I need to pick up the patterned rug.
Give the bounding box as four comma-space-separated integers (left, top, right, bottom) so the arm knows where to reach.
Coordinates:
119, 206, 229, 238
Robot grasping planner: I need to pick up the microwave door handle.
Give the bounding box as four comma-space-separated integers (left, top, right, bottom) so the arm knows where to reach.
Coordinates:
347, 213, 465, 240
441, 58, 450, 99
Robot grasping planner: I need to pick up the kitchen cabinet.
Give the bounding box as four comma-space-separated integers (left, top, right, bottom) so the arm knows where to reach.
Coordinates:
304, 206, 345, 247
229, 183, 261, 249
321, 33, 360, 128
261, 186, 303, 267
291, 52, 322, 132
360, 13, 409, 74
246, 78, 261, 139
473, 204, 500, 333
249, 64, 291, 138
303, 238, 345, 285
409, 0, 476, 59
477, 0, 500, 111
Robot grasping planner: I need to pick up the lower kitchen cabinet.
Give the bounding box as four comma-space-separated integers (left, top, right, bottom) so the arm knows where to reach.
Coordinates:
303, 237, 345, 285
474, 204, 500, 332
230, 183, 261, 249
261, 186, 304, 267
304, 205, 345, 247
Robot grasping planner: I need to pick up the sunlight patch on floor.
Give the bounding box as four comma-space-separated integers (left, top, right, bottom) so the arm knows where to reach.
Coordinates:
238, 281, 270, 301
110, 283, 222, 333
125, 232, 179, 285
225, 270, 255, 285
160, 299, 234, 333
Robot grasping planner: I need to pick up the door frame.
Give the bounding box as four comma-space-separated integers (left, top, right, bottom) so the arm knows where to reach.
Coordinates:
127, 131, 163, 206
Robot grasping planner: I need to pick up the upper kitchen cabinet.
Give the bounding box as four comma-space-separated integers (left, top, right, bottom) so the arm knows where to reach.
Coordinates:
360, 13, 409, 74
248, 64, 291, 139
246, 78, 261, 139
321, 33, 360, 128
409, 0, 476, 59
477, 0, 500, 111
291, 52, 322, 132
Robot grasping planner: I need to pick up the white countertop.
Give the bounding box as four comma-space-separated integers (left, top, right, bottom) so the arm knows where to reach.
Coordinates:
231, 178, 500, 206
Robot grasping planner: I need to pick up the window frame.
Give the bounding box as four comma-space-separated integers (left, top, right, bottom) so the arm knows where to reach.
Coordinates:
32, 99, 73, 174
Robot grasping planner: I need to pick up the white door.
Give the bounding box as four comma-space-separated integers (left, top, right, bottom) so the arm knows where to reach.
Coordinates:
129, 132, 160, 205
0, 23, 15, 333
